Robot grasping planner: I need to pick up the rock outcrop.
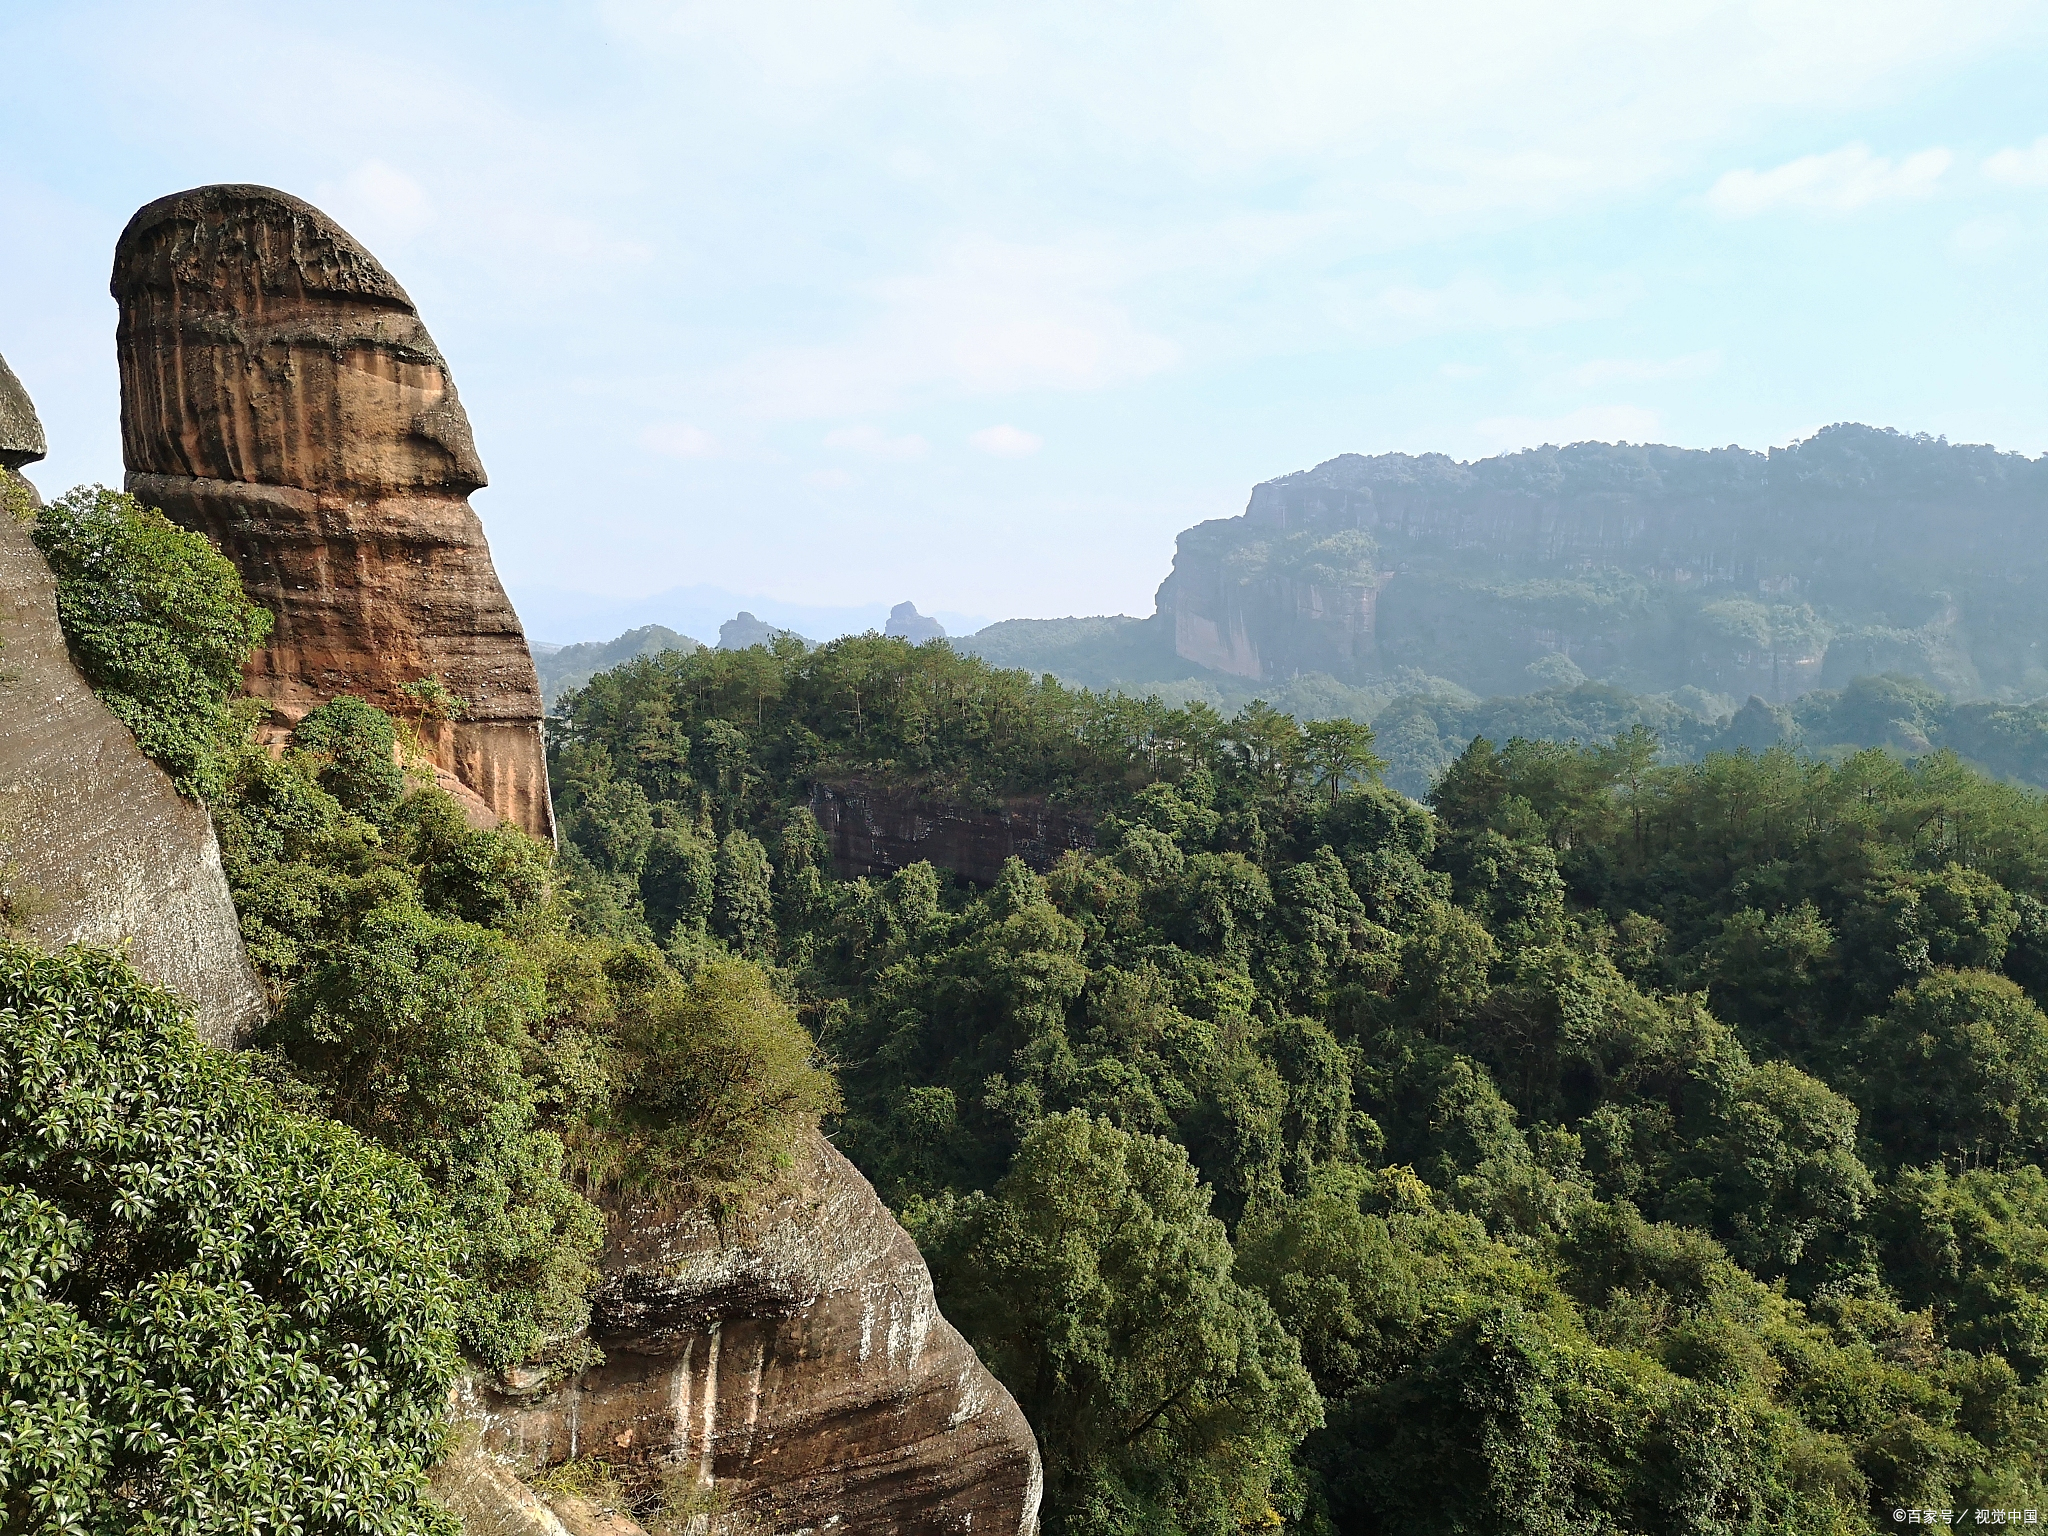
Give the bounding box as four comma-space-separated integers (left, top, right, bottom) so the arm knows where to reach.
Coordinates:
0, 352, 46, 473
0, 350, 264, 1047
809, 777, 1094, 885
1151, 430, 2048, 702
464, 1129, 1042, 1536
886, 601, 946, 642
110, 184, 553, 839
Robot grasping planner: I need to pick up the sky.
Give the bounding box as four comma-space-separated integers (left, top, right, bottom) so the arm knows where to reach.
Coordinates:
4, 1, 2048, 644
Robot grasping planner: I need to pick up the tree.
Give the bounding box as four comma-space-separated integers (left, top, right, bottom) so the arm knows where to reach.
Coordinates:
1858, 969, 2048, 1171
916, 1112, 1321, 1535
569, 958, 840, 1208
0, 944, 460, 1535
31, 485, 271, 800
1294, 718, 1386, 804
262, 903, 602, 1371
713, 829, 776, 958
290, 695, 406, 821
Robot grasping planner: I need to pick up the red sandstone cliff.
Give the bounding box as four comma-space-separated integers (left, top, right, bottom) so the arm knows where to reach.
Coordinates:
110, 184, 553, 839
466, 1130, 1042, 1535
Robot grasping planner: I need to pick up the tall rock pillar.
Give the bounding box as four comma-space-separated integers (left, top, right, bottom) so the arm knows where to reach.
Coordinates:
110, 184, 554, 840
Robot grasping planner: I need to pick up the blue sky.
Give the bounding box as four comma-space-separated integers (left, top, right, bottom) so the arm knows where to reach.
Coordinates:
4, 1, 2048, 643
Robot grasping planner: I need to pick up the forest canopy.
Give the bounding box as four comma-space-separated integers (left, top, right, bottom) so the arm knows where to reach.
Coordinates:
551, 631, 2048, 1534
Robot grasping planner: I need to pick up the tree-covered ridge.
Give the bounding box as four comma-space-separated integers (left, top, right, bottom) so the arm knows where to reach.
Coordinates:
554, 632, 2048, 1534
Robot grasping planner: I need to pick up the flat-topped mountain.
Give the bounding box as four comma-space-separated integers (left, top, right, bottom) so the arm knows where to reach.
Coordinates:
1153, 426, 2048, 703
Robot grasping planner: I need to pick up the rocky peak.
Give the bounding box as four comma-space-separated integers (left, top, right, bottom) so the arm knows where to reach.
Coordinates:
110, 185, 553, 838
885, 600, 946, 641
716, 611, 806, 650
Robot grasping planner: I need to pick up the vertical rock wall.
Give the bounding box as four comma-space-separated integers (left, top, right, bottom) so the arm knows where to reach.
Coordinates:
110, 184, 554, 839
0, 349, 264, 1046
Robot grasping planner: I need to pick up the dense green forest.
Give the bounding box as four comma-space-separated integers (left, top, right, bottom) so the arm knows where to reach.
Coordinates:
20, 482, 2048, 1533
553, 633, 2048, 1533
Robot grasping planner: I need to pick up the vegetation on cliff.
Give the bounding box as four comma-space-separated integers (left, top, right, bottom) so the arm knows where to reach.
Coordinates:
7, 489, 836, 1532
552, 632, 2048, 1534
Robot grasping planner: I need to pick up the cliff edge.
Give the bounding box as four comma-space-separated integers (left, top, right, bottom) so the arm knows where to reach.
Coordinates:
467, 1129, 1042, 1536
0, 349, 263, 1047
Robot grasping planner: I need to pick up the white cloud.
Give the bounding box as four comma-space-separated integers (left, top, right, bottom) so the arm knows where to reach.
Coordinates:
1706, 143, 1952, 217
1561, 350, 1722, 387
1473, 404, 1665, 454
823, 425, 931, 460
642, 422, 718, 458
1984, 136, 2048, 186
969, 424, 1042, 457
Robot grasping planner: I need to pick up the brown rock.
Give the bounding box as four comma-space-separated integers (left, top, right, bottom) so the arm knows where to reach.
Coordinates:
429, 1443, 586, 1536
110, 184, 553, 839
463, 1130, 1042, 1536
809, 777, 1094, 886
0, 352, 264, 1045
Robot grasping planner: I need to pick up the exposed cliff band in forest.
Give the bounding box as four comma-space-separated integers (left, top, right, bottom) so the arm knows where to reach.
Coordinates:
110, 184, 554, 838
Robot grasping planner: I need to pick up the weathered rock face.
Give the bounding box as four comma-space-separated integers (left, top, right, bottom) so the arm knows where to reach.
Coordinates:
464, 1130, 1042, 1536
1152, 430, 2048, 702
809, 778, 1094, 885
0, 352, 46, 472
110, 184, 553, 839
0, 353, 264, 1046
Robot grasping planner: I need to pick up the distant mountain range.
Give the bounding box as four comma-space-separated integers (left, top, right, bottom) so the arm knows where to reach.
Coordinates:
536, 426, 2048, 793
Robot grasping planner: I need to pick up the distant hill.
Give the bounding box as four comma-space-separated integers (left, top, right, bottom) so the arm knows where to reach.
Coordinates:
1148, 425, 2048, 703
533, 624, 701, 708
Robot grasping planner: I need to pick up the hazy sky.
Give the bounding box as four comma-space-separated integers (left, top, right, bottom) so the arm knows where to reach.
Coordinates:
5, 1, 2048, 641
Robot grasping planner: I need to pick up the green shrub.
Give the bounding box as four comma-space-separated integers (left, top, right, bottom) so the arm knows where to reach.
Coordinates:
0, 943, 460, 1535
31, 486, 270, 800
263, 902, 602, 1371
572, 958, 840, 1206
291, 695, 406, 820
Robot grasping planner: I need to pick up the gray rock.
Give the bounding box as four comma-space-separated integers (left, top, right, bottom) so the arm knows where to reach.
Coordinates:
0, 351, 45, 473
885, 601, 946, 642
0, 491, 264, 1047
716, 611, 806, 651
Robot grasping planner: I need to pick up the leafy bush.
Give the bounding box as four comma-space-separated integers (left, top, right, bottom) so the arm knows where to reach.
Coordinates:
0, 943, 459, 1535
569, 957, 840, 1206
31, 486, 270, 800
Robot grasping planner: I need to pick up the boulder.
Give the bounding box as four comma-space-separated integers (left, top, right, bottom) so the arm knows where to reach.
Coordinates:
0, 350, 46, 473
463, 1130, 1042, 1536
0, 350, 264, 1047
110, 184, 554, 839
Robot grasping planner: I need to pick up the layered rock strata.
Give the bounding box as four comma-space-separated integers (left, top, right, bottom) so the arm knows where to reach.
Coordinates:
0, 351, 263, 1046
110, 184, 553, 838
465, 1129, 1042, 1536
809, 777, 1094, 885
